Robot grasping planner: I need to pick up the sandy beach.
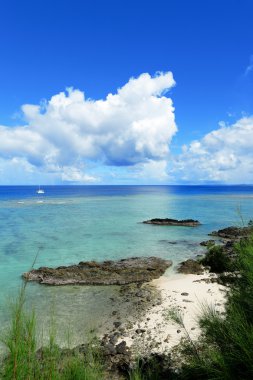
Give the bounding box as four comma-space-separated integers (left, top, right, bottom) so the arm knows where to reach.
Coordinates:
115, 272, 228, 356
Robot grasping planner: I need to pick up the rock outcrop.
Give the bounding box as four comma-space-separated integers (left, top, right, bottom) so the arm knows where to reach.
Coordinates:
200, 240, 216, 247
177, 259, 204, 275
143, 218, 201, 227
23, 257, 172, 286
209, 226, 252, 240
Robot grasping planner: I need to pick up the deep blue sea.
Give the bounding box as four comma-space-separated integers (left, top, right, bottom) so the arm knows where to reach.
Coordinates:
0, 185, 253, 349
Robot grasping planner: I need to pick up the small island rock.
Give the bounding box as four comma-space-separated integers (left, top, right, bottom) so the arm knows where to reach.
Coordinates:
143, 218, 201, 227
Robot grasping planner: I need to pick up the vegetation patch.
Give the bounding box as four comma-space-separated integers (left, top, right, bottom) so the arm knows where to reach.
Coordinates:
199, 245, 233, 273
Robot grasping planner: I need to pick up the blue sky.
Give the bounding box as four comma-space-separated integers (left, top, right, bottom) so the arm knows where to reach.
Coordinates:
0, 0, 253, 184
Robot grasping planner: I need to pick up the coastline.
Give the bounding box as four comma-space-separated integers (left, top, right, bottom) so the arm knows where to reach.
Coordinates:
3, 219, 253, 378
102, 271, 227, 356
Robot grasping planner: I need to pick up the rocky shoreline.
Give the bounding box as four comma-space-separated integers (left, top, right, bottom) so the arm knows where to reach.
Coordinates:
23, 256, 172, 286
95, 223, 252, 376
209, 225, 252, 239
22, 222, 253, 378
177, 225, 253, 275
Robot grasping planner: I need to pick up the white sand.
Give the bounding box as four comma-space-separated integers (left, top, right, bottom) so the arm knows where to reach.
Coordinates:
119, 272, 228, 355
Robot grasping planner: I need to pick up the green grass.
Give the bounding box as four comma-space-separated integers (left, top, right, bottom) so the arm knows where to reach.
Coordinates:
0, 282, 105, 380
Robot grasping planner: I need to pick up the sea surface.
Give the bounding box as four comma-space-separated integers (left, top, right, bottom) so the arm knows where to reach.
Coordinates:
0, 185, 253, 349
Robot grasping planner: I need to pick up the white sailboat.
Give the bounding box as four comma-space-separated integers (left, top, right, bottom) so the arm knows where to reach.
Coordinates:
36, 185, 45, 194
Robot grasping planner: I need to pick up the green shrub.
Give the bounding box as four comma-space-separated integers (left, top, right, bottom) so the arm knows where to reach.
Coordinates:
200, 245, 232, 273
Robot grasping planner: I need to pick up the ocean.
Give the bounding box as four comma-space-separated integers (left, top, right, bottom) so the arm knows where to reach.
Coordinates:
0, 185, 253, 349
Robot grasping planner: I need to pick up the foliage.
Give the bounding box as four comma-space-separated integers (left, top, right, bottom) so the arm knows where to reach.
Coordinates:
177, 235, 253, 379
129, 354, 176, 380
200, 245, 232, 273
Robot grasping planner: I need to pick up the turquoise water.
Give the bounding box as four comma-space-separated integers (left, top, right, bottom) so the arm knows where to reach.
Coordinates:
0, 185, 253, 348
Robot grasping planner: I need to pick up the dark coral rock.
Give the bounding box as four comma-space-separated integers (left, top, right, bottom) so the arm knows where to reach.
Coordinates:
177, 259, 204, 275
23, 257, 172, 286
143, 218, 201, 227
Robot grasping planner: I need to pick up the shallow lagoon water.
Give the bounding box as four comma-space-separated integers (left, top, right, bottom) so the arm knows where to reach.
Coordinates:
0, 185, 253, 349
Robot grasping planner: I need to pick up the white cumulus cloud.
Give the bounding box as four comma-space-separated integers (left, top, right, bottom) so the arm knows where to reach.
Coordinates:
173, 116, 253, 183
0, 71, 177, 183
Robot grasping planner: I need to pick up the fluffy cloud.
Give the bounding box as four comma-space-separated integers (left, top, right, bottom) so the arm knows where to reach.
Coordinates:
173, 116, 253, 183
0, 72, 177, 183
61, 166, 98, 183
128, 159, 171, 182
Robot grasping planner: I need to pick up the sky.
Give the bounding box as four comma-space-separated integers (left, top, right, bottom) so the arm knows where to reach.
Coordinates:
0, 0, 253, 184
